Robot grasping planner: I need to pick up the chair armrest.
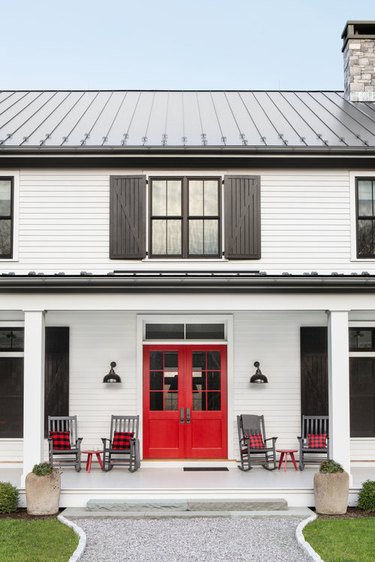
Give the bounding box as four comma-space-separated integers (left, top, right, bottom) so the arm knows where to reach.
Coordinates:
264, 437, 277, 443
101, 438, 111, 450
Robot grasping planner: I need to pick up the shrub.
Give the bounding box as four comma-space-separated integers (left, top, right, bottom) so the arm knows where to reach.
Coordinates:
32, 462, 54, 476
357, 480, 375, 512
0, 481, 19, 513
319, 460, 344, 474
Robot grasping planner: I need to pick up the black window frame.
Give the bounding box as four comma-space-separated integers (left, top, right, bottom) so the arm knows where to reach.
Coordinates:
0, 176, 14, 259
356, 177, 375, 259
149, 176, 222, 259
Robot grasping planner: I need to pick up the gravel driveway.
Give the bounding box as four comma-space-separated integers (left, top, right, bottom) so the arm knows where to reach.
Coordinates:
78, 517, 311, 562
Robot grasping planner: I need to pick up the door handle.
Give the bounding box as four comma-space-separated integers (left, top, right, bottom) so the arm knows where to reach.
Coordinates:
180, 408, 185, 424
186, 408, 191, 424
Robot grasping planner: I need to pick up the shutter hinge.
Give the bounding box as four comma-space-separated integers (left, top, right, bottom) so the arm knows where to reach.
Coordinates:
146, 180, 149, 185
222, 180, 225, 185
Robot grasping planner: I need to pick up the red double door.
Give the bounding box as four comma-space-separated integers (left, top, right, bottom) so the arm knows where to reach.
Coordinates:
143, 345, 227, 459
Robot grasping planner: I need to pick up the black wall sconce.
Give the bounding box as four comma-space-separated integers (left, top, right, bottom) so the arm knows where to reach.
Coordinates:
250, 361, 268, 384
103, 361, 122, 384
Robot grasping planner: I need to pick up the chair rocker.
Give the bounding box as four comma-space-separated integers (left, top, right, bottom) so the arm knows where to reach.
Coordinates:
237, 414, 278, 471
101, 415, 140, 473
298, 415, 329, 470
48, 415, 83, 472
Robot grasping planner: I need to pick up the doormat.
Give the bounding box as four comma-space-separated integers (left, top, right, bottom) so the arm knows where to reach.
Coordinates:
183, 467, 229, 471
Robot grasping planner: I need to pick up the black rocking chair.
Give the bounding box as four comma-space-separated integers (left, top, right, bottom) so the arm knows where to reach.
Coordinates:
298, 415, 329, 470
237, 414, 278, 471
101, 415, 141, 472
48, 415, 83, 472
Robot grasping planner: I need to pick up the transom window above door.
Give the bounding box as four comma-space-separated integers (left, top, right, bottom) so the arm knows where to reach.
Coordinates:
150, 177, 221, 258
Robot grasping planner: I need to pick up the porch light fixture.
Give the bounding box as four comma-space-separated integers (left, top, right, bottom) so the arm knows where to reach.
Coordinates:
103, 362, 122, 384
250, 361, 268, 384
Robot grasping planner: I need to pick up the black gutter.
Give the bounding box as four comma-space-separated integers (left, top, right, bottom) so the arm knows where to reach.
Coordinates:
2, 274, 375, 293
1, 146, 375, 156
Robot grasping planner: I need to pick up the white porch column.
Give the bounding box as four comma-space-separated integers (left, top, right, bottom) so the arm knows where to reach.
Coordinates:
22, 310, 45, 484
327, 310, 351, 476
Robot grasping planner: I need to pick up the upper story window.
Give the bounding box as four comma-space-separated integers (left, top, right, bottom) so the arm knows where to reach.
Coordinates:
109, 174, 260, 261
0, 178, 13, 259
356, 178, 375, 258
150, 178, 221, 258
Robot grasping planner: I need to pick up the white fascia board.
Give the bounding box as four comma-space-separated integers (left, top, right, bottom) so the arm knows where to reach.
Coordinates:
3, 291, 375, 311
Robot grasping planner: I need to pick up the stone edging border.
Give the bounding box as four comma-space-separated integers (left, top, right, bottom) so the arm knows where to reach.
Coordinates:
57, 514, 87, 562
296, 512, 324, 562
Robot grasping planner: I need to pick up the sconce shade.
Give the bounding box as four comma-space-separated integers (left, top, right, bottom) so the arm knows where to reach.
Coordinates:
250, 361, 268, 384
103, 361, 122, 383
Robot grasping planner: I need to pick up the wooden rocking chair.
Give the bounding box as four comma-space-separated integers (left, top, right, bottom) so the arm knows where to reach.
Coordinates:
298, 415, 329, 470
48, 415, 83, 472
237, 414, 278, 471
101, 415, 140, 472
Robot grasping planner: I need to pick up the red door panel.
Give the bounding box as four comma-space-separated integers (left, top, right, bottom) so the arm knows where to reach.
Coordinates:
143, 345, 227, 459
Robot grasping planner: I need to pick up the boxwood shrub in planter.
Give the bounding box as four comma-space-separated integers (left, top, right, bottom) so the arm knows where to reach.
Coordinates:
0, 481, 19, 513
357, 480, 375, 512
26, 462, 61, 515
314, 460, 349, 515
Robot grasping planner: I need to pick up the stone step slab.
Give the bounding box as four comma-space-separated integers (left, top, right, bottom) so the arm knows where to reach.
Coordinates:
86, 498, 288, 512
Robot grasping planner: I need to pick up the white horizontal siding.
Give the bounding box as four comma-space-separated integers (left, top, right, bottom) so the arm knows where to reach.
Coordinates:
0, 440, 22, 462
233, 310, 326, 457
351, 439, 375, 461
0, 167, 366, 274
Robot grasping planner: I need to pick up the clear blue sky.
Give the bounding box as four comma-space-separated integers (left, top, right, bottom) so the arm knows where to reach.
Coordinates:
2, 0, 375, 90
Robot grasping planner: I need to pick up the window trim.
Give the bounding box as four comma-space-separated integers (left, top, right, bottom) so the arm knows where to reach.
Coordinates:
148, 176, 222, 259
355, 176, 375, 259
0, 322, 24, 439
0, 176, 14, 259
350, 172, 375, 261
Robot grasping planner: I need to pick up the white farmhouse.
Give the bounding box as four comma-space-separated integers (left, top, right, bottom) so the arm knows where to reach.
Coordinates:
0, 21, 375, 507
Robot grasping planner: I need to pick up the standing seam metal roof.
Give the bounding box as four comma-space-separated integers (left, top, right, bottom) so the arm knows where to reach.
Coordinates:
0, 90, 374, 149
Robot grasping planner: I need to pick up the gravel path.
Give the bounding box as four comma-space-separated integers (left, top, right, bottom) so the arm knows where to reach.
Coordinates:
77, 517, 311, 562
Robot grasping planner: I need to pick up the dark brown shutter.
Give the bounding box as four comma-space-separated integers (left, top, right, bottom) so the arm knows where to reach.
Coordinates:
224, 175, 261, 259
110, 175, 146, 259
44, 327, 69, 436
300, 327, 328, 417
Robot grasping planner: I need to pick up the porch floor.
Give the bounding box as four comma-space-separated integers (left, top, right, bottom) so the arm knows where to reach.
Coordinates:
1, 463, 373, 508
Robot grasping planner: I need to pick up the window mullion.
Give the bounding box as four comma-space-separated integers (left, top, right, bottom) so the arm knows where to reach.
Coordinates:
182, 177, 189, 258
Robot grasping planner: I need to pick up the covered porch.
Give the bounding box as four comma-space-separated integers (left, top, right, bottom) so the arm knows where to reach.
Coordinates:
1, 279, 375, 507
0, 462, 373, 508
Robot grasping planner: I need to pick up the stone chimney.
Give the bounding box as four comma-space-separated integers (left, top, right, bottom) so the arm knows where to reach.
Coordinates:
342, 21, 375, 102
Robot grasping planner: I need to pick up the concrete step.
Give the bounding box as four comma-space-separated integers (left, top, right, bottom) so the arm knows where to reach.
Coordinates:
86, 498, 288, 512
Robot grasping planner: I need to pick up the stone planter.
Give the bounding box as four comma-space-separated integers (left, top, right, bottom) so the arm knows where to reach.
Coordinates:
314, 471, 349, 515
25, 469, 61, 515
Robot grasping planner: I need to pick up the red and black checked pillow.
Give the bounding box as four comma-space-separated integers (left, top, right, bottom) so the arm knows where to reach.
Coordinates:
245, 433, 265, 449
50, 431, 71, 450
307, 433, 327, 449
112, 431, 134, 450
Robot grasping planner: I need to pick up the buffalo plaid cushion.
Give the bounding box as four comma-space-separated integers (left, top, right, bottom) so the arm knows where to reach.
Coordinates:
112, 431, 134, 450
50, 431, 71, 450
245, 433, 265, 449
307, 433, 327, 449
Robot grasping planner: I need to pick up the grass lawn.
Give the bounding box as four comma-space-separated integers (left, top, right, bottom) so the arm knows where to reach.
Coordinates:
304, 518, 375, 562
0, 518, 78, 562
